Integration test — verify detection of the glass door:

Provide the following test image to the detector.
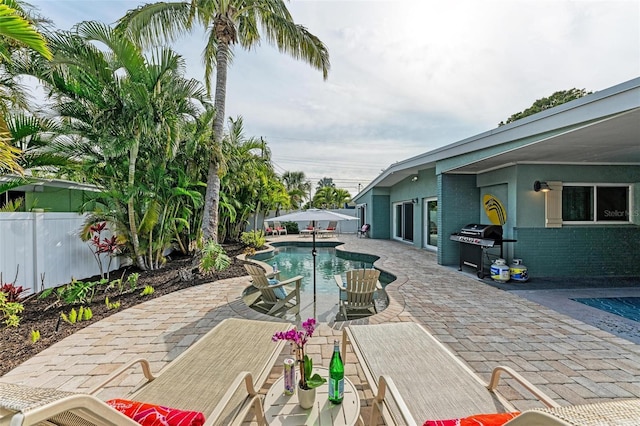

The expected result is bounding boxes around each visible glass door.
[423,198,437,249]
[394,201,414,242]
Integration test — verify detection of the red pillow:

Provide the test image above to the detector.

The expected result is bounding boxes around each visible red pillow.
[107,398,205,426]
[423,412,520,426]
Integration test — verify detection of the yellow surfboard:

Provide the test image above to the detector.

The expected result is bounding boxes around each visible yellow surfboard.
[483,194,507,225]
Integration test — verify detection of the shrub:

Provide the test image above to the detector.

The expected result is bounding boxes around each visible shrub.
[283,221,299,234]
[0,292,24,327]
[240,230,266,249]
[140,285,155,296]
[200,241,231,273]
[1,283,25,302]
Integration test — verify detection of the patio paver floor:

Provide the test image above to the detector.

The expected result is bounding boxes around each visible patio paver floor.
[1,234,639,424]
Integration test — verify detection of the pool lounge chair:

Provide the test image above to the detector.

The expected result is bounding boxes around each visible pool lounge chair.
[0,318,293,426]
[273,221,287,236]
[244,264,302,316]
[335,269,381,320]
[264,221,276,236]
[300,222,315,237]
[342,322,559,426]
[318,221,338,238]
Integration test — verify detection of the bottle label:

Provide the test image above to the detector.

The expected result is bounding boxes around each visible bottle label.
[329,378,344,400]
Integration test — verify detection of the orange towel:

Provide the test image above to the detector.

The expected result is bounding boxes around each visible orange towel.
[423,412,520,426]
[107,398,205,426]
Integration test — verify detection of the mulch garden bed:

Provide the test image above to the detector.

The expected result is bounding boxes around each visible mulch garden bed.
[0,244,249,377]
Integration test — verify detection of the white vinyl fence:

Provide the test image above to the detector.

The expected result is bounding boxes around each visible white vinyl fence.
[0,212,120,295]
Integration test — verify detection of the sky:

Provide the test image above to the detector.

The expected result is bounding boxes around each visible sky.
[28,0,640,196]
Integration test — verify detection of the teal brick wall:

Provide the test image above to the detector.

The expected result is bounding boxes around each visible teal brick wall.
[439,174,480,266]
[514,226,640,277]
[371,194,390,239]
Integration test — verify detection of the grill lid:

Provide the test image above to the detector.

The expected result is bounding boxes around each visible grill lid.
[459,224,503,240]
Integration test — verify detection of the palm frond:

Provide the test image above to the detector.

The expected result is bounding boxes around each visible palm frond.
[0,3,52,59]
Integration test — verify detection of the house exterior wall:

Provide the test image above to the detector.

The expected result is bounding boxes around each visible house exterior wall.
[387,170,437,247]
[438,174,479,266]
[473,164,640,277]
[371,192,391,239]
[24,187,88,212]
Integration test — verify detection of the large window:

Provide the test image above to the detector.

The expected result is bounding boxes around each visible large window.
[394,201,414,242]
[563,184,630,222]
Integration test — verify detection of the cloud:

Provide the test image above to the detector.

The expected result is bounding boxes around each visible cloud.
[29,0,640,191]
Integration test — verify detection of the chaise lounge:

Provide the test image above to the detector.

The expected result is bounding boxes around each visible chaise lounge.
[342,322,559,425]
[0,318,293,426]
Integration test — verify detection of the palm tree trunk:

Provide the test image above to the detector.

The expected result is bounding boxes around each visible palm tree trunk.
[201,42,229,244]
[127,139,146,270]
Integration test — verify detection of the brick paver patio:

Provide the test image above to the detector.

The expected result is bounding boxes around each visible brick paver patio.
[2,234,639,424]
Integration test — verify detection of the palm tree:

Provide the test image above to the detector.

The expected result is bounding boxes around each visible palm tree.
[0,0,52,173]
[316,177,335,190]
[32,21,212,269]
[116,0,330,244]
[281,170,310,209]
[220,116,288,241]
[312,186,350,209]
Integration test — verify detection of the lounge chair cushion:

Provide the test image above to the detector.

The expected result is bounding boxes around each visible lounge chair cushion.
[268,278,287,299]
[424,412,520,426]
[107,398,205,426]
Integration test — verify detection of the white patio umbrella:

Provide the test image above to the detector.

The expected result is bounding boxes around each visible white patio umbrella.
[269,209,358,317]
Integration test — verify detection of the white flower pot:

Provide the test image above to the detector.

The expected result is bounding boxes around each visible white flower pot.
[298,385,316,409]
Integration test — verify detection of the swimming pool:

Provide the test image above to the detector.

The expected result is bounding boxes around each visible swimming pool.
[572,297,640,322]
[244,244,393,322]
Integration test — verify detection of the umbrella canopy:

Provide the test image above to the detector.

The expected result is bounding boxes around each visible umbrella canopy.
[268,209,358,319]
[269,209,358,223]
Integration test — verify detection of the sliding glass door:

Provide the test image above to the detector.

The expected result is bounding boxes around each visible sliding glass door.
[394,201,414,242]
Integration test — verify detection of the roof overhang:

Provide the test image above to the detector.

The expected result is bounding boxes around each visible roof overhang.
[445,108,640,174]
[354,77,640,200]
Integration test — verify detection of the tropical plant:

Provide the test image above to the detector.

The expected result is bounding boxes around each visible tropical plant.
[116,0,330,246]
[60,306,92,324]
[105,296,121,310]
[316,177,335,190]
[1,282,24,302]
[0,0,52,61]
[0,291,23,326]
[199,240,231,274]
[82,222,123,280]
[281,171,311,210]
[312,186,351,209]
[140,285,155,296]
[240,230,265,250]
[218,117,288,242]
[27,21,214,270]
[0,0,52,173]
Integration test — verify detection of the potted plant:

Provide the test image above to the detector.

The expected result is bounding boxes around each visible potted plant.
[272,318,326,408]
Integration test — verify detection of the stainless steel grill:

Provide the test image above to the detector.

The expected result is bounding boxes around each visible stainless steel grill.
[450,224,507,278]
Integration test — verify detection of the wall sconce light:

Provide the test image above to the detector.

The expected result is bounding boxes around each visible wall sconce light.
[411,175,418,182]
[412,198,419,204]
[533,181,551,192]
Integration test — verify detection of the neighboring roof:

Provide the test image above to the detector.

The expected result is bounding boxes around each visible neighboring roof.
[0,175,101,192]
[354,77,640,199]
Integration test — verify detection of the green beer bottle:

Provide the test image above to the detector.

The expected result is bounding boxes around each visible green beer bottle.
[328,340,344,404]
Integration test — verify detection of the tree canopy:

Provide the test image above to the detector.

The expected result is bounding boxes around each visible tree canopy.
[499,88,591,126]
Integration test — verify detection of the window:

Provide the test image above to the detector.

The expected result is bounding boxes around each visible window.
[562,184,630,222]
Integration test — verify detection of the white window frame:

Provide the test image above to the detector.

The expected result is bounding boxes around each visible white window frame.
[561,182,633,225]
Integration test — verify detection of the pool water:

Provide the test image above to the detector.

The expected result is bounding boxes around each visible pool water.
[245,246,390,322]
[572,297,640,322]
